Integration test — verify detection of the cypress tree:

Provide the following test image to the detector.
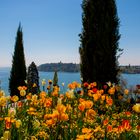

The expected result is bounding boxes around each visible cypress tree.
[9,24,27,97]
[53,71,58,86]
[27,62,40,94]
[79,0,122,84]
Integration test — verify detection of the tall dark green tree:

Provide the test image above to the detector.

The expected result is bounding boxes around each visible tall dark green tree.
[53,71,58,86]
[79,0,121,84]
[9,24,27,97]
[27,62,40,94]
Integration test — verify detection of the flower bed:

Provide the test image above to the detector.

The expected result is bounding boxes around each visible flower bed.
[0,81,140,140]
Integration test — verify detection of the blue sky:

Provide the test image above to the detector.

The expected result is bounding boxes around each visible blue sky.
[0,0,140,67]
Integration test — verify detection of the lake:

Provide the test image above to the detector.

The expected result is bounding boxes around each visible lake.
[1,67,140,96]
[0,67,81,95]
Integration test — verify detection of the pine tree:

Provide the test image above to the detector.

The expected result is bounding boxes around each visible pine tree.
[79,0,121,84]
[27,62,40,94]
[53,71,58,86]
[9,24,27,97]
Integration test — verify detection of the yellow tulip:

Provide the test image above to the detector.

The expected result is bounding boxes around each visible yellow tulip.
[0,90,5,97]
[41,79,46,86]
[0,96,7,107]
[31,136,38,140]
[33,119,40,128]
[3,131,10,140]
[11,95,19,102]
[82,128,92,134]
[132,104,140,113]
[15,119,22,128]
[20,90,26,96]
[33,83,37,87]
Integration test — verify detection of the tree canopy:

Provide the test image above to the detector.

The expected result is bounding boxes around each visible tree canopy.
[79,0,121,84]
[9,24,27,98]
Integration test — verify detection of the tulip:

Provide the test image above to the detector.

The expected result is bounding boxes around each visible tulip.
[132,103,140,113]
[15,119,22,128]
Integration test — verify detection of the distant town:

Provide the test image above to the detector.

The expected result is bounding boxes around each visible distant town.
[38,62,80,72]
[38,62,140,74]
[119,65,140,74]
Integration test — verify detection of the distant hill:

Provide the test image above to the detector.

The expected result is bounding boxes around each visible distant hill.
[38,63,140,74]
[120,65,140,74]
[38,62,80,72]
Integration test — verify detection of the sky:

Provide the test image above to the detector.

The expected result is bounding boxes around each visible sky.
[0,0,140,67]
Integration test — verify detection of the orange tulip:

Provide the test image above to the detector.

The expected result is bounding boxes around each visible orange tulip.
[107,125,112,132]
[46,119,55,126]
[101,95,105,101]
[122,120,131,131]
[79,98,85,103]
[44,98,52,108]
[51,91,58,97]
[118,125,124,133]
[60,113,69,121]
[106,98,113,106]
[93,94,99,101]
[85,100,93,109]
[85,109,96,119]
[5,117,14,129]
[108,87,115,95]
[27,107,36,115]
[40,91,46,98]
[56,104,66,113]
[26,93,32,100]
[78,103,85,112]
[82,128,92,134]
[68,83,75,89]
[125,111,131,117]
[17,101,23,107]
[103,119,108,126]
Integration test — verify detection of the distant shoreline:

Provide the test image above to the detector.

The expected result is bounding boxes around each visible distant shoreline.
[120,65,140,74]
[38,62,80,73]
[1,65,140,74]
[38,63,140,74]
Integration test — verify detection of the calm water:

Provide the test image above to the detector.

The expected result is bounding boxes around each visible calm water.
[0,67,81,95]
[1,67,140,95]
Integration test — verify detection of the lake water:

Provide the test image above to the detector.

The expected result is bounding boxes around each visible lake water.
[0,67,81,95]
[1,67,140,96]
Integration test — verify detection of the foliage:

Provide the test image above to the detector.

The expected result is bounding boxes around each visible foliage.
[0,80,140,140]
[53,71,58,86]
[27,62,40,94]
[9,24,27,98]
[79,0,122,84]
